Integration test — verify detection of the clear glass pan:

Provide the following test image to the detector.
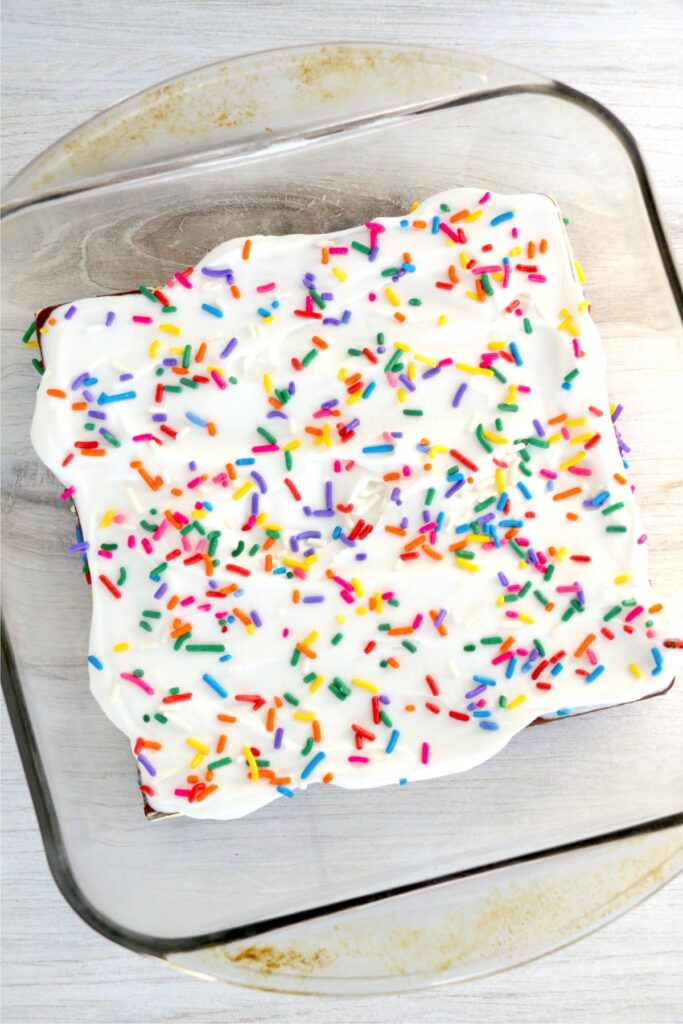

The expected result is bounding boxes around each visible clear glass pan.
[2,43,682,992]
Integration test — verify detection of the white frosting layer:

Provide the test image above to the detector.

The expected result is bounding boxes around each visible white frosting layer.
[31,188,681,818]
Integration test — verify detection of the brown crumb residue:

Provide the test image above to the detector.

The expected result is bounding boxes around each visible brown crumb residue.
[227,943,333,973]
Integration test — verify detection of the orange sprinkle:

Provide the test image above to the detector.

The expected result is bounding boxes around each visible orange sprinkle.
[575,633,596,658]
[448,264,460,284]
[475,278,485,301]
[232,607,251,627]
[292,589,301,604]
[216,734,226,754]
[614,473,627,484]
[321,247,329,264]
[170,622,192,639]
[312,720,322,743]
[195,341,207,362]
[226,462,236,480]
[548,413,568,425]
[81,448,106,456]
[388,626,414,636]
[217,714,237,724]
[383,472,401,481]
[649,603,663,614]
[394,312,405,322]
[296,644,317,659]
[196,784,218,802]
[242,239,251,260]
[312,335,328,350]
[404,535,426,553]
[322,772,334,784]
[386,657,400,669]
[167,595,179,610]
[412,219,427,229]
[423,545,443,561]
[207,421,216,436]
[203,554,213,577]
[264,553,273,572]
[385,525,407,536]
[266,708,276,732]
[46,388,67,398]
[71,401,87,410]
[553,487,582,501]
[450,209,469,223]
[540,238,548,253]
[230,284,241,299]
[500,636,515,653]
[527,241,536,258]
[566,512,579,521]
[405,703,416,712]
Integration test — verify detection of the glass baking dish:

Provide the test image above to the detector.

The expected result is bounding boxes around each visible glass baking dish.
[2,43,682,993]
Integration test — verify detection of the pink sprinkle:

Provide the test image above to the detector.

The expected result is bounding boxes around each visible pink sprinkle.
[439,222,460,243]
[365,221,385,233]
[572,338,581,357]
[132,433,155,442]
[113,514,126,524]
[479,191,491,204]
[97,549,113,559]
[340,591,355,605]
[518,385,531,393]
[61,486,75,501]
[471,265,502,275]
[625,605,644,623]
[197,603,211,612]
[121,672,154,695]
[180,596,194,607]
[348,756,369,764]
[141,538,153,555]
[569,466,592,476]
[637,534,647,545]
[586,649,598,665]
[252,444,279,452]
[492,651,514,665]
[152,520,169,542]
[503,262,511,288]
[368,292,376,302]
[127,535,136,549]
[211,370,227,390]
[175,272,193,289]
[511,227,519,239]
[412,614,423,629]
[333,460,341,472]
[505,611,519,619]
[256,282,276,292]
[402,465,411,477]
[528,274,547,283]
[540,469,558,479]
[181,534,191,552]
[329,246,348,254]
[187,476,203,489]
[132,315,153,324]
[421,742,429,764]
[175,512,189,525]
[557,585,582,593]
[282,627,290,638]
[174,788,192,798]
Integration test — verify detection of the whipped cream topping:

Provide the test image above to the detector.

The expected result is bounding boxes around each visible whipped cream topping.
[30,188,681,818]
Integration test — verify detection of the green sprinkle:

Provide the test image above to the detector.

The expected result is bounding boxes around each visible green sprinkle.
[174,634,189,650]
[408,298,422,306]
[476,424,493,453]
[379,710,393,728]
[481,636,503,645]
[381,267,400,277]
[100,543,118,551]
[207,757,233,770]
[154,713,168,724]
[499,695,507,708]
[185,644,225,652]
[606,525,627,533]
[474,496,496,513]
[456,549,475,560]
[139,285,158,303]
[402,640,417,653]
[290,648,301,667]
[534,638,546,656]
[481,273,494,296]
[331,633,344,646]
[139,621,153,632]
[351,240,371,255]
[601,502,625,516]
[301,348,318,367]
[490,366,507,384]
[32,358,45,375]
[561,606,576,622]
[22,320,37,343]
[403,408,423,416]
[283,692,299,706]
[161,305,177,314]
[329,678,351,700]
[100,429,121,447]
[150,562,167,577]
[301,737,314,757]
[179,377,198,389]
[142,610,162,619]
[164,384,182,393]
[523,317,532,334]
[534,589,550,606]
[303,672,317,684]
[309,290,326,310]
[564,368,580,383]
[117,567,127,586]
[425,488,436,506]
[84,422,95,431]
[509,539,526,558]
[463,643,476,652]
[543,564,555,582]
[284,451,293,471]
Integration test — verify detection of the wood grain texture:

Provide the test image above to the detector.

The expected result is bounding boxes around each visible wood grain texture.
[2,1,682,1021]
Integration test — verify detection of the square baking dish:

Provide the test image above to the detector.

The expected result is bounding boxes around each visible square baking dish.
[2,43,682,993]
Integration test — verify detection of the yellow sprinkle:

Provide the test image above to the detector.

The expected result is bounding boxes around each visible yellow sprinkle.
[407,361,416,380]
[495,467,505,494]
[409,200,419,212]
[397,388,407,403]
[294,711,316,722]
[262,521,282,533]
[614,574,629,584]
[309,675,325,694]
[507,694,526,710]
[482,428,509,444]
[374,592,383,614]
[244,745,259,781]
[429,445,448,457]
[465,291,480,302]
[414,353,437,367]
[557,547,568,562]
[547,432,563,445]
[351,577,364,597]
[351,677,379,694]
[578,298,590,312]
[355,607,368,616]
[99,509,114,528]
[25,340,40,348]
[518,614,535,624]
[191,508,207,519]
[159,323,181,335]
[628,663,642,679]
[321,423,332,447]
[466,534,490,544]
[574,258,586,284]
[384,287,400,307]
[487,340,506,351]
[508,246,522,257]
[459,252,470,269]
[455,362,494,376]
[565,418,587,428]
[464,209,483,222]
[303,631,318,646]
[496,596,505,606]
[335,614,346,624]
[232,480,253,501]
[337,367,347,382]
[438,315,447,326]
[263,373,272,395]
[113,642,129,652]
[505,384,517,403]
[253,512,267,526]
[282,557,310,572]
[187,738,209,755]
[346,390,362,406]
[457,559,480,572]
[149,340,159,359]
[332,266,347,282]
[282,441,300,454]
[559,451,585,471]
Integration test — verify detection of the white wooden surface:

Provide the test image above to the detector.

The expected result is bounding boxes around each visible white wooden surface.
[2,1,682,1021]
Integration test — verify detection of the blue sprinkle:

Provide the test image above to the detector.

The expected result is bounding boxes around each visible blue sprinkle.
[301,751,326,780]
[478,720,500,730]
[517,481,532,500]
[505,657,517,679]
[277,785,294,798]
[235,457,255,465]
[555,708,571,717]
[473,675,497,686]
[585,665,605,683]
[473,710,492,718]
[651,647,663,675]
[509,341,522,365]
[87,655,103,670]
[202,673,228,698]
[186,412,207,427]
[362,381,376,399]
[257,307,272,318]
[362,444,394,454]
[551,662,564,676]
[201,303,223,318]
[431,216,440,234]
[400,219,409,227]
[490,211,514,226]
[386,729,400,754]
[98,390,136,405]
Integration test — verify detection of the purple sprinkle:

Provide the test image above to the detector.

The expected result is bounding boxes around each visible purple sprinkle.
[321,292,334,301]
[250,493,259,516]
[498,571,509,586]
[137,754,156,777]
[532,418,545,437]
[152,413,167,422]
[434,609,447,627]
[303,596,324,604]
[220,337,238,358]
[88,410,106,421]
[324,481,333,508]
[297,531,322,540]
[267,410,288,419]
[105,311,115,327]
[322,317,341,325]
[119,372,134,382]
[355,553,367,561]
[369,246,379,262]
[274,727,284,750]
[423,366,441,380]
[452,383,468,408]
[290,537,299,552]
[68,541,89,553]
[251,610,262,627]
[154,583,169,600]
[188,460,197,471]
[321,399,339,409]
[466,684,487,699]
[398,374,416,392]
[346,418,361,432]
[201,267,233,278]
[71,372,89,390]
[379,694,391,705]
[251,470,267,493]
[338,534,356,547]
[445,479,465,498]
[341,310,352,324]
[400,517,409,530]
[162,357,177,367]
[611,404,623,423]
[63,305,77,320]
[82,389,95,402]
